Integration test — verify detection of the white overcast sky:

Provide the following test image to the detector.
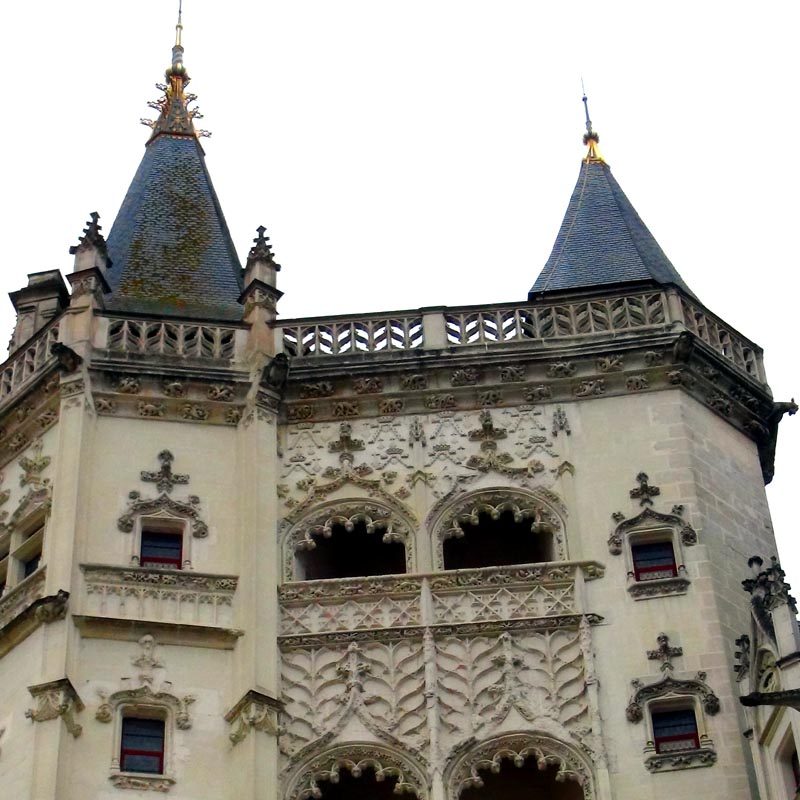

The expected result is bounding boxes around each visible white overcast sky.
[1,1,798,584]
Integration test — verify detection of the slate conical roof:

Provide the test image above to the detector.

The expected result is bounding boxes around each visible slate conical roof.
[105,36,243,321]
[529,133,695,300]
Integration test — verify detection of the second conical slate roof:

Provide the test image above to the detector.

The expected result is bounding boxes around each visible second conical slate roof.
[104,39,243,321]
[529,146,696,300]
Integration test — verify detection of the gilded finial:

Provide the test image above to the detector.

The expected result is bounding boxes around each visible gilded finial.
[580,82,604,163]
[140,1,211,142]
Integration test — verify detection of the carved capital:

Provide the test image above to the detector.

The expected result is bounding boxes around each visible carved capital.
[26,677,84,737]
[225,689,282,744]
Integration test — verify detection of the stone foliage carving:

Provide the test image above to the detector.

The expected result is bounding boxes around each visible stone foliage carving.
[281,641,427,757]
[109,774,175,792]
[436,630,588,740]
[140,451,189,494]
[644,748,717,772]
[446,733,594,799]
[26,677,84,738]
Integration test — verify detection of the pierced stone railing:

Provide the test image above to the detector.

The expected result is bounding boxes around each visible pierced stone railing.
[81,564,238,628]
[281,314,424,358]
[679,296,763,381]
[278,561,602,637]
[0,321,59,406]
[104,318,239,360]
[0,568,46,630]
[276,288,766,384]
[443,292,666,345]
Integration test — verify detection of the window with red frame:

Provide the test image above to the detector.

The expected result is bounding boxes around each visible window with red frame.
[120,717,165,774]
[140,531,182,569]
[651,708,699,754]
[631,541,677,581]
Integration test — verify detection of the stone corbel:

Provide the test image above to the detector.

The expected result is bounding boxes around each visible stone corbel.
[225,689,282,745]
[26,677,84,738]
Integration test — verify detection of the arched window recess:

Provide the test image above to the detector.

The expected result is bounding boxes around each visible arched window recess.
[432,490,566,572]
[284,501,414,581]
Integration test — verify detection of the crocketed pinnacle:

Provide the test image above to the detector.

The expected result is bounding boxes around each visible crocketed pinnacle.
[69,212,109,259]
[246,226,281,271]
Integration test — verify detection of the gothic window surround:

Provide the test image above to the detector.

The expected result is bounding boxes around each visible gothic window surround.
[97,636,193,792]
[608,505,696,600]
[0,512,47,597]
[432,489,566,573]
[283,501,415,582]
[626,653,719,773]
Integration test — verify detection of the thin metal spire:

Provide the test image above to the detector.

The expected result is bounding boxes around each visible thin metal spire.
[581,78,593,137]
[176,0,183,47]
[579,81,604,163]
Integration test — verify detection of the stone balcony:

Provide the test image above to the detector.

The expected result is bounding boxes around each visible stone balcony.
[77,565,240,646]
[278,560,604,646]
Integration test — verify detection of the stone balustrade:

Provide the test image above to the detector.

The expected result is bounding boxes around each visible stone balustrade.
[0,568,47,630]
[81,564,238,628]
[0,321,59,409]
[276,288,766,384]
[278,561,603,639]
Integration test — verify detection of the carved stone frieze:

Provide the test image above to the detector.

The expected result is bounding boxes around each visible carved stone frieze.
[477,390,502,407]
[523,385,552,402]
[573,379,605,398]
[207,383,235,401]
[644,747,717,772]
[333,401,359,418]
[161,379,186,398]
[353,377,383,394]
[179,403,209,421]
[400,374,427,391]
[26,677,84,738]
[138,401,165,418]
[299,382,335,399]
[109,774,176,792]
[113,375,141,394]
[626,374,649,391]
[225,689,282,744]
[425,394,456,410]
[451,368,479,386]
[378,399,404,414]
[499,365,525,383]
[288,404,315,421]
[548,362,576,378]
[597,354,623,372]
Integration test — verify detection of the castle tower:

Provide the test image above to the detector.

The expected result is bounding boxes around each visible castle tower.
[0,19,796,800]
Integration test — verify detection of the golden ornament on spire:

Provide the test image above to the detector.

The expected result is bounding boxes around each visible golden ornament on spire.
[581,91,605,164]
[140,0,211,142]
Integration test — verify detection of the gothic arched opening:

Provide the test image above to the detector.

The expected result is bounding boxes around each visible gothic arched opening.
[296,520,407,580]
[313,767,402,800]
[460,758,583,800]
[443,510,553,571]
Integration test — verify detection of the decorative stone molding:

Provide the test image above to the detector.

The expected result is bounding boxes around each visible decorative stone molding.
[118,491,208,539]
[644,747,717,773]
[446,733,594,799]
[109,773,176,792]
[26,677,84,738]
[225,689,282,744]
[626,672,720,722]
[284,743,428,800]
